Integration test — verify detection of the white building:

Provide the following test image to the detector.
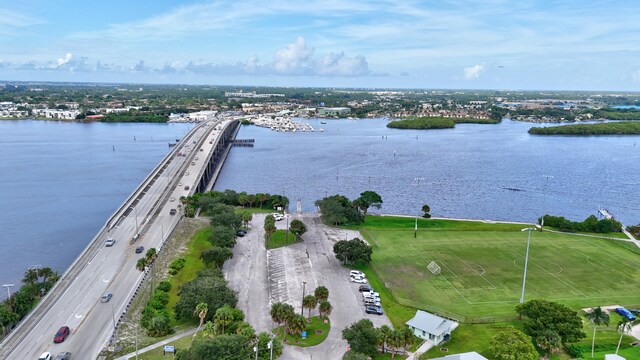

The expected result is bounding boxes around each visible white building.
[406,310,458,344]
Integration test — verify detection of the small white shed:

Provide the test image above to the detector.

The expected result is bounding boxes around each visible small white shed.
[405,310,458,344]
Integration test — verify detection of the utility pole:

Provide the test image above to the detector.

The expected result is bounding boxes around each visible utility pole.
[2,284,15,300]
[540,175,553,231]
[520,228,536,304]
[301,281,306,315]
[414,216,418,238]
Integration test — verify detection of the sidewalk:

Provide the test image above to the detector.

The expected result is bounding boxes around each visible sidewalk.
[115,327,198,360]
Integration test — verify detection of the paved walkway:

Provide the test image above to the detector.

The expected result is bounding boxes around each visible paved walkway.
[115,327,197,360]
[405,340,433,360]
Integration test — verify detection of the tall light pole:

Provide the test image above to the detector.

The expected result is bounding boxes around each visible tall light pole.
[285,215,289,244]
[520,228,536,304]
[2,284,14,300]
[301,281,306,315]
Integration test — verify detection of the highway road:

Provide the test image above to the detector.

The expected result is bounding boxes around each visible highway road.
[1,117,236,360]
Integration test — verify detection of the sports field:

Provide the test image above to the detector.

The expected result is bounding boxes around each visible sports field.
[360,216,640,320]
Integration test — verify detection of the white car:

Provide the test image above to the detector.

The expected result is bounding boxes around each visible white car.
[271,213,284,221]
[169,196,175,202]
[39,352,52,360]
[105,238,116,247]
[351,276,367,284]
[350,270,365,278]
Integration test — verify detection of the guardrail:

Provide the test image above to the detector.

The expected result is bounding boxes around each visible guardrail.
[0,121,207,356]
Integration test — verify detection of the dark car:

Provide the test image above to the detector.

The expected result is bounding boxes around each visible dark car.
[365,306,384,315]
[236,230,247,237]
[135,246,144,254]
[359,285,373,292]
[53,352,72,360]
[53,326,70,343]
[170,209,177,215]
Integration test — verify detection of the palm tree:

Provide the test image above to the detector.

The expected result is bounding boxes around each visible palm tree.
[135,258,147,272]
[400,327,414,353]
[287,314,307,340]
[236,321,256,340]
[616,318,640,354]
[39,267,58,283]
[377,325,392,353]
[314,286,329,303]
[194,302,208,327]
[270,303,283,335]
[319,301,332,319]
[203,321,216,337]
[214,305,235,335]
[585,306,610,357]
[303,295,317,320]
[145,248,158,264]
[387,330,403,359]
[22,269,38,286]
[280,304,295,341]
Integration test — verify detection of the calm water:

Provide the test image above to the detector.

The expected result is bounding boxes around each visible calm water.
[216,118,640,225]
[0,120,193,298]
[2,118,639,300]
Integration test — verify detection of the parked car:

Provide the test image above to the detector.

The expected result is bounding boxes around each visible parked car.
[350,270,365,278]
[364,299,381,307]
[39,353,52,360]
[362,293,380,302]
[101,293,112,303]
[135,246,144,254]
[365,305,384,315]
[616,307,636,321]
[359,285,373,292]
[236,230,247,237]
[53,326,70,343]
[350,276,367,284]
[105,238,115,247]
[53,352,71,360]
[363,291,380,298]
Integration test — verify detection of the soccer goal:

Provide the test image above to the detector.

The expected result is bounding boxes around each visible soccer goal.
[427,261,441,275]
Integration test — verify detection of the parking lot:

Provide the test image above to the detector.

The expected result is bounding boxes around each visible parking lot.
[225,212,392,359]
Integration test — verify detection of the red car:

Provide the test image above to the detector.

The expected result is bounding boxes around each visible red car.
[53,326,70,343]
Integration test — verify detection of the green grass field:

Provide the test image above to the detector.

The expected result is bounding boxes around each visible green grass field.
[359,216,640,320]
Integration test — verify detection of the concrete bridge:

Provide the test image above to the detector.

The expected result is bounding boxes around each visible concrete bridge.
[0,116,240,360]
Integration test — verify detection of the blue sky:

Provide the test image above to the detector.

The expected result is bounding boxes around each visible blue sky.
[1,0,640,90]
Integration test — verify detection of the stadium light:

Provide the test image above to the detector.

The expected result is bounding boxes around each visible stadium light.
[520,228,536,304]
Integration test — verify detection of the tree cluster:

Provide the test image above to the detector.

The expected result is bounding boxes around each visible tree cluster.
[489,327,538,360]
[529,121,640,135]
[342,319,414,359]
[334,238,373,265]
[177,306,283,360]
[540,214,622,233]
[0,266,59,335]
[270,286,332,342]
[140,281,173,336]
[515,300,586,355]
[181,189,289,218]
[315,191,383,226]
[174,268,238,324]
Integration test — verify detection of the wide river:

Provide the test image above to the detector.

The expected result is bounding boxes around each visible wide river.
[1,118,639,298]
[0,120,194,298]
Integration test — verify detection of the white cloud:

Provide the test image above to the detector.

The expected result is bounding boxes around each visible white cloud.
[56,53,72,67]
[185,37,371,77]
[273,37,314,74]
[463,64,485,80]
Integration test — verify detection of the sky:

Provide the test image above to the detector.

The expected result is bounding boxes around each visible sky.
[1,0,640,90]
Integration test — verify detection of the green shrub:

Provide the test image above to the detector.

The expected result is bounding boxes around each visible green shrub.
[157,280,172,292]
[169,258,186,272]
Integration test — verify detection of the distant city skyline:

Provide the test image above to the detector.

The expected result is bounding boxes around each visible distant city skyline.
[1,0,640,91]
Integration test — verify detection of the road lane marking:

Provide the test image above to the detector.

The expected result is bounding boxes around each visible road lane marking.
[58,310,63,318]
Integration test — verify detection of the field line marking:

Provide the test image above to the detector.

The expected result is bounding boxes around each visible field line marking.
[446,250,496,288]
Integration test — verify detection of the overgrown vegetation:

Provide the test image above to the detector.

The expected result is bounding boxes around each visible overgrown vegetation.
[315,191,383,226]
[387,116,499,130]
[180,189,288,218]
[0,266,59,339]
[540,214,622,233]
[529,121,640,135]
